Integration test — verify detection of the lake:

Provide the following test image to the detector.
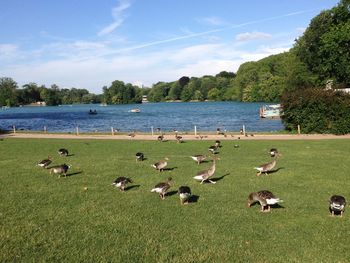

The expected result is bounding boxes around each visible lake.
[0,102,284,133]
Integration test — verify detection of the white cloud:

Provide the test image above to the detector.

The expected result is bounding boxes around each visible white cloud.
[0,44,18,57]
[197,16,226,26]
[97,0,131,36]
[235,31,272,42]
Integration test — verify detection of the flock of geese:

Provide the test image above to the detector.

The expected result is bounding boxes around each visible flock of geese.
[37,139,346,216]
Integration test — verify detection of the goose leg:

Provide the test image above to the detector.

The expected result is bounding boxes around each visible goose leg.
[200,179,205,184]
[208,180,216,184]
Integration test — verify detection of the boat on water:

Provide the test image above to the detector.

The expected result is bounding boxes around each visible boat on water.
[129,108,141,113]
[259,104,281,119]
[100,103,107,107]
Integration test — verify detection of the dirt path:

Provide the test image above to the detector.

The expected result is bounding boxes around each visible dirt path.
[1,132,350,141]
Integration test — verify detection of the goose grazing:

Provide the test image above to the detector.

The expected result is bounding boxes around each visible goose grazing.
[112,177,133,192]
[329,195,346,217]
[50,164,70,178]
[208,145,218,155]
[151,177,172,199]
[247,190,283,212]
[270,148,278,157]
[190,155,206,165]
[58,148,69,156]
[135,152,144,162]
[193,157,219,184]
[178,186,191,205]
[152,157,169,172]
[38,156,52,169]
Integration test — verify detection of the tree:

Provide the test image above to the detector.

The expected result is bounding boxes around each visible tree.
[0,77,18,106]
[178,76,190,88]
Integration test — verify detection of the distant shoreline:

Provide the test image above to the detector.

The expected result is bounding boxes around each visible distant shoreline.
[1,132,350,141]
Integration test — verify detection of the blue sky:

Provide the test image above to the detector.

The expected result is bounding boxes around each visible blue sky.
[0,0,339,94]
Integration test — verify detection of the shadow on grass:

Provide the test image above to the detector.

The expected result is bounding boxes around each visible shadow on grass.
[267,167,285,175]
[189,195,200,203]
[166,190,178,197]
[124,184,141,191]
[209,173,230,183]
[66,171,83,177]
[162,167,177,171]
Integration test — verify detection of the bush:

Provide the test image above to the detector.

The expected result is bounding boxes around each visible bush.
[281,88,350,134]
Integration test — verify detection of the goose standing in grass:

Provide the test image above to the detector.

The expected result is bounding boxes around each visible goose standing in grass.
[58,148,69,156]
[152,158,169,172]
[193,157,219,184]
[178,186,192,205]
[247,190,283,212]
[254,153,280,176]
[151,177,172,200]
[38,156,52,169]
[50,164,70,178]
[112,177,133,192]
[190,155,206,165]
[329,195,346,217]
[208,145,218,155]
[135,152,144,162]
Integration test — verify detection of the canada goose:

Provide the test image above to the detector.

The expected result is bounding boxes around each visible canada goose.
[50,164,70,178]
[193,157,219,184]
[215,140,221,148]
[112,177,133,192]
[135,152,144,162]
[38,156,52,168]
[152,157,169,172]
[151,177,172,199]
[58,148,69,156]
[190,155,206,165]
[329,195,346,217]
[247,190,283,212]
[178,186,191,205]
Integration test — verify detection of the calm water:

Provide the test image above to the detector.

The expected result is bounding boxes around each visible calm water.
[0,102,284,133]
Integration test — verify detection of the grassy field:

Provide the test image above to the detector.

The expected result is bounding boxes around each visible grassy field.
[1,138,350,262]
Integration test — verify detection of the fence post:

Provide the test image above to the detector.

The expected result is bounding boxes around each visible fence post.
[297,125,301,135]
[44,126,47,133]
[151,126,154,136]
[111,127,114,135]
[194,125,197,136]
[76,126,79,136]
[13,125,16,134]
[242,125,246,136]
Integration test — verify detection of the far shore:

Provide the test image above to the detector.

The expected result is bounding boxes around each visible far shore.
[1,132,350,141]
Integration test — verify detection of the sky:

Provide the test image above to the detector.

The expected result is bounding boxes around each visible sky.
[0,0,340,94]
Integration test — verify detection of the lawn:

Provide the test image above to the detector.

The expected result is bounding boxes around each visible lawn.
[1,138,350,262]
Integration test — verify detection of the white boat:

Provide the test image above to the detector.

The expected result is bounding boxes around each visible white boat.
[129,108,141,113]
[260,104,281,118]
[100,103,107,107]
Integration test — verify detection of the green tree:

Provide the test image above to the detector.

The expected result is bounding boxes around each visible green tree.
[0,77,18,106]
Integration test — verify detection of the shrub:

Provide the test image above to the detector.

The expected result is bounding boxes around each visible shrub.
[281,88,350,134]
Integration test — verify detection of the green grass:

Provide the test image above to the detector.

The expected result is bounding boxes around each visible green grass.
[1,138,350,262]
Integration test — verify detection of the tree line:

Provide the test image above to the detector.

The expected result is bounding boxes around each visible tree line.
[0,78,102,106]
